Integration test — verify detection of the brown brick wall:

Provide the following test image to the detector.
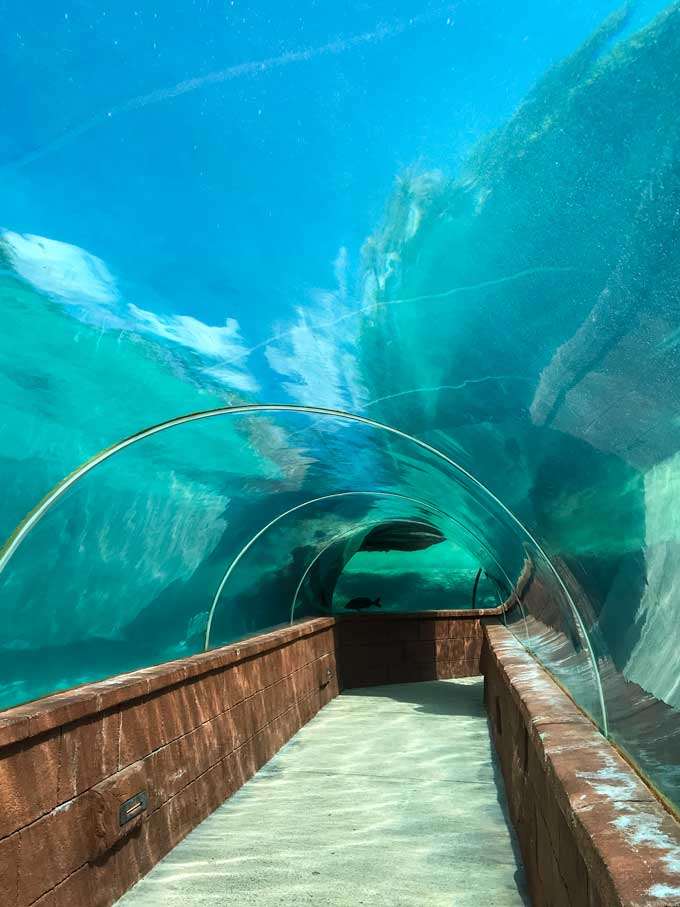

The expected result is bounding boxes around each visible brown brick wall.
[0,619,338,907]
[337,611,491,688]
[8,607,675,907]
[483,622,680,907]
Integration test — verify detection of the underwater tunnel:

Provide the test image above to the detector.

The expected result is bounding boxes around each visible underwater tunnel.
[2,1,680,905]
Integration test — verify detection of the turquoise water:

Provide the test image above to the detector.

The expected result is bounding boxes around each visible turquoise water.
[2,2,680,810]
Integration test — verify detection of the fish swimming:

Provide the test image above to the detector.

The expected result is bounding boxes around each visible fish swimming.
[345,596,381,611]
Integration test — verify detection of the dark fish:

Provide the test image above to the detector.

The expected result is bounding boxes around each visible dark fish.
[345,596,381,611]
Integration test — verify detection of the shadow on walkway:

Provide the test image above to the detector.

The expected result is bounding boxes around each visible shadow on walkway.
[342,678,486,718]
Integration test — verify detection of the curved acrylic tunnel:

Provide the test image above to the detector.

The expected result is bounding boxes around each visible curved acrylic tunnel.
[0,404,603,725]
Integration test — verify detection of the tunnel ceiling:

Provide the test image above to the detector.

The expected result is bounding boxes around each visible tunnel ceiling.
[2,1,680,812]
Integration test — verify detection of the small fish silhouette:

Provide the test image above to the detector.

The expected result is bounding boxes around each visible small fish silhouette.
[345,596,381,611]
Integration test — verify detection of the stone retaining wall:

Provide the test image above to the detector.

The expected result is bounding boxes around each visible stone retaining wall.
[483,622,680,907]
[0,619,338,907]
[337,609,500,688]
[5,611,678,907]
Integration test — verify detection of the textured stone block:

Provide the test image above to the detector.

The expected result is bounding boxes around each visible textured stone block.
[345,642,400,666]
[222,661,249,706]
[556,821,588,907]
[89,761,148,859]
[230,696,258,748]
[209,708,237,759]
[182,672,223,726]
[12,689,100,741]
[145,737,191,811]
[50,865,93,907]
[192,759,232,823]
[18,795,91,905]
[379,620,421,644]
[425,618,452,640]
[436,636,482,665]
[92,673,150,714]
[135,662,187,697]
[536,811,556,892]
[447,618,482,638]
[136,803,175,868]
[0,832,18,907]
[283,640,307,676]
[89,825,149,907]
[403,640,437,663]
[58,711,119,801]
[118,695,164,769]
[0,734,60,839]
[0,714,31,750]
[341,663,390,688]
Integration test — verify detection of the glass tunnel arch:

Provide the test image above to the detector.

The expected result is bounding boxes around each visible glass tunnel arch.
[287,518,526,625]
[209,493,531,646]
[289,519,440,622]
[0,403,605,731]
[205,489,476,650]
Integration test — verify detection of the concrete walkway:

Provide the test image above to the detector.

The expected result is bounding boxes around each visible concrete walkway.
[118,679,527,906]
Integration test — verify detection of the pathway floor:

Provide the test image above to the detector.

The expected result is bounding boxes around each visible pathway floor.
[118,678,527,906]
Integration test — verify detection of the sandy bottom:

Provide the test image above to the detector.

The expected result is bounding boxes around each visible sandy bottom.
[117,679,527,906]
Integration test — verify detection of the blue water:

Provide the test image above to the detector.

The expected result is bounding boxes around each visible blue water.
[2,0,680,812]
[0,1,643,379]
